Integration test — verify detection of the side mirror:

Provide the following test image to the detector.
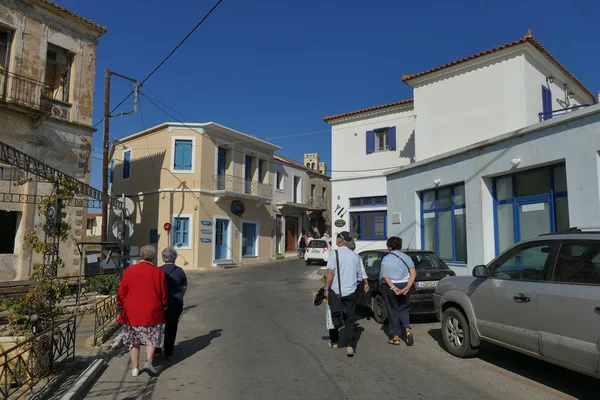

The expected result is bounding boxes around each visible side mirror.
[472,265,488,278]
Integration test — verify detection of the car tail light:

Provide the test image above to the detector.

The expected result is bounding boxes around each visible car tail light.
[323,246,328,253]
[449,271,456,276]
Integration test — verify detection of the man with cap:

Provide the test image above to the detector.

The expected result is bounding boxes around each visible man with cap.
[324,231,367,357]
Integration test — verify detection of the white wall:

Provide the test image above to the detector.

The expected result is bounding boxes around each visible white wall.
[273,162,309,204]
[386,105,600,275]
[330,106,416,180]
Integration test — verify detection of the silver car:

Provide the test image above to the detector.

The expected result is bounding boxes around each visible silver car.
[433,230,600,378]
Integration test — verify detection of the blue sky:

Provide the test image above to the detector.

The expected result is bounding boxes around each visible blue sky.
[57,0,599,190]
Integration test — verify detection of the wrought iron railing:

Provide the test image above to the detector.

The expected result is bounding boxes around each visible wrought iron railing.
[538,104,590,122]
[308,196,328,210]
[58,276,92,305]
[93,295,119,346]
[0,316,75,400]
[0,71,52,113]
[213,174,272,199]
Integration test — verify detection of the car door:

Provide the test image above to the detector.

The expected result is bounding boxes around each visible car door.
[537,240,600,372]
[472,240,556,353]
[358,251,384,306]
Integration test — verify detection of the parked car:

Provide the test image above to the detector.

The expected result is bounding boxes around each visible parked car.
[305,238,332,265]
[356,249,456,323]
[433,229,600,379]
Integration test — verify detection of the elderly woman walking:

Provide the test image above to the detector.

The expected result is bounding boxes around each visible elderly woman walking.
[157,247,187,359]
[117,245,167,376]
[380,236,417,346]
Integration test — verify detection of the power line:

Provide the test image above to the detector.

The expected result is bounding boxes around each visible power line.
[92,0,225,128]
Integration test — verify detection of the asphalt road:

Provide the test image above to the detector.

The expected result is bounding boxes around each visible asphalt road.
[88,259,600,400]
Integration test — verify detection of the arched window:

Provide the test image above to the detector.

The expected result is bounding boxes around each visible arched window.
[311,162,315,169]
[306,162,310,168]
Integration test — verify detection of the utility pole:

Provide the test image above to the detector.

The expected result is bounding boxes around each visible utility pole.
[100,69,139,247]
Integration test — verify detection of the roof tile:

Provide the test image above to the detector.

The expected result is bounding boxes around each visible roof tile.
[40,1,107,33]
[323,98,414,122]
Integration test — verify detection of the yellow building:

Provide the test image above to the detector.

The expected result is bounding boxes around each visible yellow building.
[109,122,280,269]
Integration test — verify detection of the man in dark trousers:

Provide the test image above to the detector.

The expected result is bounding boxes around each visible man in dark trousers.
[157,247,187,359]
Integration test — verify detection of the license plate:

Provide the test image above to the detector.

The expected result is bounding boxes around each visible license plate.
[416,281,439,289]
[311,249,320,253]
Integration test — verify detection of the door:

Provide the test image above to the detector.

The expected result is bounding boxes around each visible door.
[242,223,257,257]
[472,241,555,353]
[516,198,551,241]
[217,148,227,190]
[285,216,297,252]
[538,241,600,372]
[215,219,230,260]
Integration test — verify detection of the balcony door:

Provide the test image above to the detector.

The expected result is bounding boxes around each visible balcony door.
[244,155,252,194]
[217,148,226,190]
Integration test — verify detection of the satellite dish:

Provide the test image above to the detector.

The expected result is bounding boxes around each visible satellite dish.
[113,197,135,217]
[112,220,134,240]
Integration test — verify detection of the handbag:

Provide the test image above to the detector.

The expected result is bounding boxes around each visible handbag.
[325,302,334,330]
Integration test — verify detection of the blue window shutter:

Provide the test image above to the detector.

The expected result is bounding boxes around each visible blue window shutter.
[182,218,189,246]
[123,151,131,178]
[366,131,375,154]
[174,140,184,170]
[388,127,397,150]
[542,86,552,120]
[183,141,192,169]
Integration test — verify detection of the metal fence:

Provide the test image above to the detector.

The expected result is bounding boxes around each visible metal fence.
[0,72,52,113]
[0,316,75,400]
[213,174,273,199]
[93,296,119,346]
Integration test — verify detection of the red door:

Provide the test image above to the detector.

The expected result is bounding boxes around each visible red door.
[285,217,297,252]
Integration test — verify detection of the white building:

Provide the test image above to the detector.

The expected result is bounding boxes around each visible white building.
[324,31,596,256]
[386,104,600,275]
[86,213,102,237]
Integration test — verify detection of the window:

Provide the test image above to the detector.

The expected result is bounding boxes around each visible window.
[45,45,72,102]
[242,222,258,257]
[122,150,131,179]
[86,219,93,231]
[349,196,387,207]
[0,211,19,254]
[276,172,284,190]
[366,126,396,154]
[494,164,568,254]
[173,217,190,248]
[350,211,386,240]
[322,187,327,198]
[541,85,552,121]
[109,159,115,184]
[310,184,316,197]
[293,176,301,203]
[258,160,264,183]
[421,184,467,263]
[360,251,384,276]
[244,155,252,194]
[0,30,11,70]
[173,139,193,171]
[490,242,552,281]
[552,242,600,285]
[149,229,158,244]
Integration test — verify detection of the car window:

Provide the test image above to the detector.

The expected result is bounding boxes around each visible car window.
[360,251,383,276]
[551,242,600,285]
[490,242,552,281]
[309,240,329,248]
[407,252,448,270]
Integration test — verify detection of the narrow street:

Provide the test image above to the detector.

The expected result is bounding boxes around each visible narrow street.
[88,259,599,400]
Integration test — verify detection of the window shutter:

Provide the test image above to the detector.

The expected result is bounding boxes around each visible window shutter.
[366,130,375,154]
[123,151,131,178]
[388,126,397,150]
[174,141,183,170]
[183,141,192,169]
[542,86,552,121]
[182,219,189,245]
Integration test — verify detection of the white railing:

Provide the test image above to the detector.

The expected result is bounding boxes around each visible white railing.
[213,174,273,199]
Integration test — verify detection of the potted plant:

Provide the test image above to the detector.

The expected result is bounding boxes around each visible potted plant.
[89,273,120,304]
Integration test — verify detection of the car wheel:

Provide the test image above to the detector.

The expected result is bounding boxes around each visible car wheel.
[441,307,479,358]
[371,294,388,324]
[305,260,310,266]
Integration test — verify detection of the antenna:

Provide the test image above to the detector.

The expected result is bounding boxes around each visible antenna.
[407,229,415,250]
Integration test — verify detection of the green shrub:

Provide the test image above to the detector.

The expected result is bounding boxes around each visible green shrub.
[89,273,121,295]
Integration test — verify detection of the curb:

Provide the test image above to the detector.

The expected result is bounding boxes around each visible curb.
[59,358,107,400]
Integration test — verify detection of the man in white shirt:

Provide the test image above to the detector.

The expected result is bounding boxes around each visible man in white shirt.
[324,231,366,357]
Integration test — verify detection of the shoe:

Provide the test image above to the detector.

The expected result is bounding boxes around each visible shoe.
[329,342,338,350]
[131,368,139,377]
[144,362,157,376]
[406,333,414,346]
[346,347,354,357]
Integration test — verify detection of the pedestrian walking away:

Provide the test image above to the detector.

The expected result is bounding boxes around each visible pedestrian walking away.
[157,247,188,359]
[380,236,417,346]
[117,245,168,377]
[323,231,366,357]
[298,230,307,258]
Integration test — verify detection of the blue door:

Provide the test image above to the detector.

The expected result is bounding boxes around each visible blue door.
[217,148,227,190]
[242,223,257,256]
[215,219,230,259]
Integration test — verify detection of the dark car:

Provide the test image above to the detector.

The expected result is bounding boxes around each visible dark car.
[357,249,456,323]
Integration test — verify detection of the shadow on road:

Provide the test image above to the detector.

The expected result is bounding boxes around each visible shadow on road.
[160,329,223,372]
[427,328,599,400]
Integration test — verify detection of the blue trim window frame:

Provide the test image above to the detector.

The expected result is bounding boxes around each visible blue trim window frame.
[122,150,131,180]
[350,210,387,240]
[173,217,190,248]
[492,164,568,256]
[173,139,193,171]
[349,196,387,207]
[420,183,467,263]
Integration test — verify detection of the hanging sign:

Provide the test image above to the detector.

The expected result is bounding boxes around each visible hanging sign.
[334,219,346,228]
[230,200,245,217]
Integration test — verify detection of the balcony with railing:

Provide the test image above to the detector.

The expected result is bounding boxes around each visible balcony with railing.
[214,174,272,200]
[538,104,590,122]
[308,196,328,210]
[0,71,70,120]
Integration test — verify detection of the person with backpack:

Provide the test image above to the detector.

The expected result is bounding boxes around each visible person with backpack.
[380,236,417,346]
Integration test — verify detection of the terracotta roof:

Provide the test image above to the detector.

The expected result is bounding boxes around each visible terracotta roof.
[274,154,330,177]
[402,31,596,103]
[323,98,414,122]
[39,1,107,33]
[87,213,102,220]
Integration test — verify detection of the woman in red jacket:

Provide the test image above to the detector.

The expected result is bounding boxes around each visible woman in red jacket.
[117,245,167,377]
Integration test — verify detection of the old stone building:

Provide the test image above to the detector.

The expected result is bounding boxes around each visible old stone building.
[0,0,106,280]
